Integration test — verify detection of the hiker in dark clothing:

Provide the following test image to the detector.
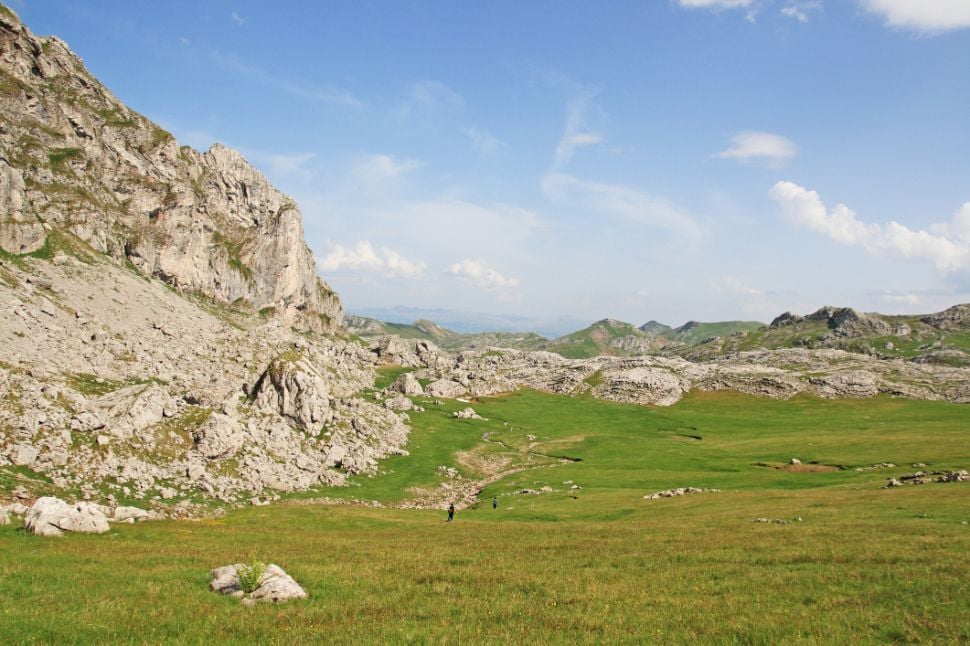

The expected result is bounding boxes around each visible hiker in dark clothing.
[492,496,498,510]
[447,503,455,522]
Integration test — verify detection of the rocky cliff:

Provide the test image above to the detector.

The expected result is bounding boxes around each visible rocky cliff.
[0,7,411,514]
[0,6,340,332]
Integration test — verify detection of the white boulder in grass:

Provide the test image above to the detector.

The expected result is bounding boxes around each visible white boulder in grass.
[210,564,308,605]
[24,497,110,536]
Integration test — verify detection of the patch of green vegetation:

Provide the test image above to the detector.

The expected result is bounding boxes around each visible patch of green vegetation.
[373,366,413,390]
[3,391,965,642]
[0,68,31,97]
[258,306,276,319]
[139,125,173,153]
[582,369,604,387]
[47,147,83,174]
[211,230,252,281]
[94,107,136,128]
[664,320,764,345]
[65,373,162,397]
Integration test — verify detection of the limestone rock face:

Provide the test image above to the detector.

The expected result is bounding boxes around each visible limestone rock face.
[24,497,110,536]
[0,9,341,333]
[0,160,44,253]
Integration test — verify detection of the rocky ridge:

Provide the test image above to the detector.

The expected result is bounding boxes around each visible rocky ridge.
[0,7,340,332]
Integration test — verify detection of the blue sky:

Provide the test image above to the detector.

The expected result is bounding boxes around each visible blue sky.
[15,0,970,329]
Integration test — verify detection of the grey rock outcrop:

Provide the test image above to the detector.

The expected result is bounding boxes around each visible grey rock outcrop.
[24,496,110,536]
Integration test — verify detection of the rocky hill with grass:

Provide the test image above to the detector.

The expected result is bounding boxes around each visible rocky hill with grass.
[668,305,970,366]
[0,6,340,332]
[0,7,407,514]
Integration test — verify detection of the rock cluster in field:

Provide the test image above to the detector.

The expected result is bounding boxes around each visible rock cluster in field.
[643,487,720,500]
[210,564,307,605]
[883,470,968,488]
[19,495,162,535]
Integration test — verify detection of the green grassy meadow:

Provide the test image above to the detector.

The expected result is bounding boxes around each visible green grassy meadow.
[1,390,968,643]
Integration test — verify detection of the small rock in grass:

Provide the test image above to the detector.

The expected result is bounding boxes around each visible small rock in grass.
[789,458,801,465]
[210,564,307,604]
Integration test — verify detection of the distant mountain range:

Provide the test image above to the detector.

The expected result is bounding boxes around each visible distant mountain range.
[349,306,590,338]
[347,304,970,366]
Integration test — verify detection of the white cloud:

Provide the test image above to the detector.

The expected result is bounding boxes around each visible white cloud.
[246,151,317,180]
[541,172,703,239]
[230,11,246,26]
[553,91,604,168]
[318,241,425,279]
[882,292,921,305]
[398,80,463,118]
[714,131,798,167]
[860,0,970,32]
[448,259,520,290]
[781,1,822,22]
[463,127,507,154]
[770,181,970,272]
[716,276,767,297]
[678,0,754,7]
[209,50,364,109]
[351,153,423,183]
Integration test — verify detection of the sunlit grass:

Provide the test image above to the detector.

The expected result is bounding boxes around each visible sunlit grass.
[1,391,967,642]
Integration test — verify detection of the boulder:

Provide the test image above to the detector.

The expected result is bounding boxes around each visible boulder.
[9,444,39,466]
[426,379,466,399]
[209,563,307,604]
[111,506,150,522]
[24,497,110,536]
[251,352,332,430]
[387,371,424,395]
[192,413,244,460]
[453,407,484,420]
[383,395,414,412]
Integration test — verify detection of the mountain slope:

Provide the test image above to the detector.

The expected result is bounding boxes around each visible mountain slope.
[0,7,341,332]
[0,7,412,512]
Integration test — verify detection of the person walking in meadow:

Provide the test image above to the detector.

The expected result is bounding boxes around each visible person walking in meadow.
[447,503,455,522]
[492,496,498,510]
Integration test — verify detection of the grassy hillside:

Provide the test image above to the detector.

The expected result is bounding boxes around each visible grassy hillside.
[2,390,967,643]
[659,320,764,345]
[346,315,547,352]
[542,318,664,359]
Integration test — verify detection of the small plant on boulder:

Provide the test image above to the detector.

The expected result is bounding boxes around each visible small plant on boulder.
[235,561,267,594]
